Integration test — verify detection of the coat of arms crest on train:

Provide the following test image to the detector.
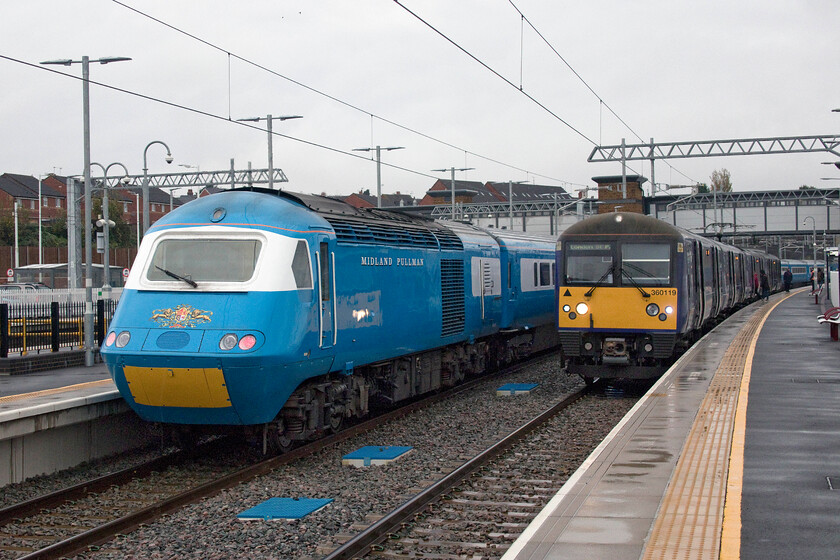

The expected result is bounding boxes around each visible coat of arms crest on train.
[151,304,213,328]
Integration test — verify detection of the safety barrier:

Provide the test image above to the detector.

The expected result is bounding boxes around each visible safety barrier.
[0,299,118,357]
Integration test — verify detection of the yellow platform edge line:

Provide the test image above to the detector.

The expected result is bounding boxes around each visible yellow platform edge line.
[0,378,113,404]
[720,291,799,560]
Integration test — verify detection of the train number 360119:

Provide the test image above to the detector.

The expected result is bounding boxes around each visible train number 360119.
[650,289,677,296]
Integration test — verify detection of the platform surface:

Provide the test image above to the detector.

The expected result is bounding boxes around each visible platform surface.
[0,362,110,396]
[503,289,840,560]
[0,362,116,421]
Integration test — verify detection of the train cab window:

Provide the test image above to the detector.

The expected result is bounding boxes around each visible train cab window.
[564,242,613,284]
[147,238,262,283]
[620,243,670,286]
[291,240,312,289]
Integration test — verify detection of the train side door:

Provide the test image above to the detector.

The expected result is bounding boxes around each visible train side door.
[473,256,501,325]
[317,239,336,348]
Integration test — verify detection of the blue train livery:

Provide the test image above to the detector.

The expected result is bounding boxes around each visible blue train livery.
[101,189,559,450]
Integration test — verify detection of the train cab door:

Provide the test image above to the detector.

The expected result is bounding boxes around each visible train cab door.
[473,256,501,327]
[317,239,336,349]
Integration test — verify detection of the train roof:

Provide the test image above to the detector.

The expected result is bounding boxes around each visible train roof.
[228,187,464,250]
[561,212,683,238]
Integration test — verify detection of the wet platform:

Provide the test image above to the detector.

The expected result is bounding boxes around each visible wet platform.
[503,288,840,560]
[0,363,154,486]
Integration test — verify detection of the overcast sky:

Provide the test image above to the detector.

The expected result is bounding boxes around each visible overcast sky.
[2,0,838,200]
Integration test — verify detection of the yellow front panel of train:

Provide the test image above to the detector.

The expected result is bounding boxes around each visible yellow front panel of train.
[557,287,678,330]
[123,366,231,408]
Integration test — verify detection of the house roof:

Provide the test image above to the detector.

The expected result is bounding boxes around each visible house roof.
[0,173,64,199]
[344,190,418,208]
[423,179,501,203]
[486,182,571,202]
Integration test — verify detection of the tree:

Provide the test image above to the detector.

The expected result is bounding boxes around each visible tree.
[695,183,710,194]
[710,169,732,192]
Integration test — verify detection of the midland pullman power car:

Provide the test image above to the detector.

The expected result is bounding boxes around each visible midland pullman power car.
[101,188,559,451]
[556,212,780,383]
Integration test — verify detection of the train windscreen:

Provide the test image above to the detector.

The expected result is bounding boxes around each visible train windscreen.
[564,242,613,284]
[146,239,262,284]
[620,243,670,286]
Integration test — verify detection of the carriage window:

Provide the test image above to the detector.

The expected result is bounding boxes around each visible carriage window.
[147,238,262,283]
[620,243,670,286]
[532,261,553,287]
[291,240,312,289]
[565,242,613,284]
[539,262,552,286]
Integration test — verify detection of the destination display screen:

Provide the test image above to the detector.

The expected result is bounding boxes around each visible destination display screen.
[568,242,611,251]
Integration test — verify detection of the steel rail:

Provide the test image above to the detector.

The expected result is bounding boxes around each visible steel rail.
[8,356,550,560]
[322,385,592,560]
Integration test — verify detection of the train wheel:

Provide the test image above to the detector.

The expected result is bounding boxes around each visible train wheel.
[327,409,344,433]
[263,422,294,455]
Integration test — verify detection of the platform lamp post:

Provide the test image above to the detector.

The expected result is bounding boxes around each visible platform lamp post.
[506,180,528,230]
[132,191,140,252]
[804,215,817,271]
[142,141,174,237]
[352,146,404,207]
[236,114,302,190]
[40,55,131,367]
[432,167,474,221]
[91,162,130,294]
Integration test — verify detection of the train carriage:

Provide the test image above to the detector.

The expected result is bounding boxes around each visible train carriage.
[101,188,559,449]
[556,212,780,383]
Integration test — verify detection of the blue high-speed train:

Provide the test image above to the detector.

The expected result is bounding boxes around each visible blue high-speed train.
[101,188,559,450]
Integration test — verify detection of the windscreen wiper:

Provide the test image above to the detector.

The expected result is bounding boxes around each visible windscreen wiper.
[155,265,198,288]
[618,266,651,298]
[584,264,615,297]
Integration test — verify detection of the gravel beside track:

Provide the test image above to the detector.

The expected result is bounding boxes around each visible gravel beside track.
[83,355,588,560]
[0,446,175,511]
[346,391,637,558]
[3,354,637,560]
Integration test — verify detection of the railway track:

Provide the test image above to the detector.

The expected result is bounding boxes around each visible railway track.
[322,386,638,559]
[0,358,551,560]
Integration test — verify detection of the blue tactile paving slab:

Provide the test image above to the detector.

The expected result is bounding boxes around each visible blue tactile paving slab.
[496,382,538,396]
[236,497,333,521]
[342,445,414,467]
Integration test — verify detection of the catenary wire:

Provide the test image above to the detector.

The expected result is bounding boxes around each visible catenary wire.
[505,0,698,184]
[109,0,578,187]
[392,0,597,147]
[0,54,438,182]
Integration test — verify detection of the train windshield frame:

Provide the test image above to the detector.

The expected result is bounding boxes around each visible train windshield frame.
[619,242,671,287]
[146,238,263,284]
[564,242,614,284]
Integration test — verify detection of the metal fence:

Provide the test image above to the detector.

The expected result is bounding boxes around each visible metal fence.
[0,298,119,357]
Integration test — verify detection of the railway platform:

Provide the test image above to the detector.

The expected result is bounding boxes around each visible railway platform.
[503,287,840,560]
[0,363,154,486]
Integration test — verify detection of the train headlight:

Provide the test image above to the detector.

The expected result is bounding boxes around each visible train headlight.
[562,304,571,313]
[115,331,131,348]
[105,332,116,347]
[238,334,257,351]
[220,333,238,351]
[646,303,660,316]
[575,302,589,315]
[664,305,674,314]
